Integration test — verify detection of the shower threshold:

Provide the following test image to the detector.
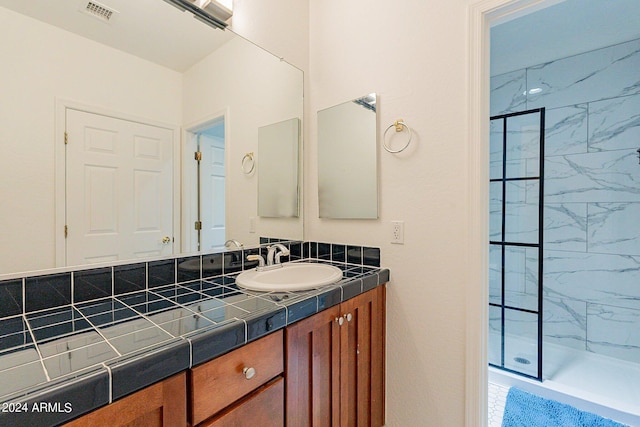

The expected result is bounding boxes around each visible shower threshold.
[489,340,640,426]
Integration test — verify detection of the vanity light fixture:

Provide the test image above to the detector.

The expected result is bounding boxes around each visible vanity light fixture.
[195,0,233,21]
[163,0,231,30]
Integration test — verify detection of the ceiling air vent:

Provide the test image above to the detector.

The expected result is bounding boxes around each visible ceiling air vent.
[82,1,119,23]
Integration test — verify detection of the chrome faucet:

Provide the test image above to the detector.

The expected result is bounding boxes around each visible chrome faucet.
[225,239,244,249]
[247,244,290,272]
[266,244,290,266]
[246,254,265,268]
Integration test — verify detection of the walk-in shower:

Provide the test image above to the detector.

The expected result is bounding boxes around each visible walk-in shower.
[488,0,640,423]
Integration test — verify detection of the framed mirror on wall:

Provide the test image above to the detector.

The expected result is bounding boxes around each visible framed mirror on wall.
[318,93,378,219]
[0,0,304,276]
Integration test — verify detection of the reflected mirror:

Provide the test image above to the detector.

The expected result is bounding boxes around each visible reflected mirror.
[318,94,378,219]
[258,118,301,218]
[0,0,303,275]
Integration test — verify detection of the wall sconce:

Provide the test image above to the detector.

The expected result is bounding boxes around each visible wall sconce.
[163,0,232,30]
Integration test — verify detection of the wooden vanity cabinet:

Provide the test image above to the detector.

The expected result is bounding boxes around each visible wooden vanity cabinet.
[61,286,385,427]
[63,372,186,427]
[189,329,284,427]
[285,285,386,427]
[196,377,284,427]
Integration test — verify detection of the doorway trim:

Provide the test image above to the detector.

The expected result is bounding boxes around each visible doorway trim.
[182,108,229,253]
[466,1,561,426]
[54,98,181,268]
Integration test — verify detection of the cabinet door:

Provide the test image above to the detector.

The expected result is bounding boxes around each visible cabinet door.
[339,286,385,427]
[64,372,186,427]
[199,377,284,427]
[285,305,341,427]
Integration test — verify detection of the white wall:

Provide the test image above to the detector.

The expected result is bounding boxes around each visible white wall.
[307,0,478,425]
[182,36,304,247]
[0,7,182,274]
[230,0,309,70]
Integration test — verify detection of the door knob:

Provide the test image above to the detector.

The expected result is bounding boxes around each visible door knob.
[162,236,171,245]
[336,317,344,326]
[344,313,353,322]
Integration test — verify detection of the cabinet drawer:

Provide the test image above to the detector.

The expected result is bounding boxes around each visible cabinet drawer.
[190,330,283,425]
[198,377,284,427]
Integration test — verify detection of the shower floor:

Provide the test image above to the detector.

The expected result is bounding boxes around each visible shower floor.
[489,334,640,426]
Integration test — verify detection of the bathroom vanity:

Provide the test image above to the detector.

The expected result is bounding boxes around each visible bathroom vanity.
[0,242,388,427]
[61,285,385,426]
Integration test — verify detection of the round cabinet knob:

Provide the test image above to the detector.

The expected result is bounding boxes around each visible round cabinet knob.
[243,367,256,380]
[336,317,344,326]
[345,313,353,322]
[162,236,171,245]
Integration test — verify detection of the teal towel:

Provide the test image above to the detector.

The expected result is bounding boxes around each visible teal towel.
[502,387,628,427]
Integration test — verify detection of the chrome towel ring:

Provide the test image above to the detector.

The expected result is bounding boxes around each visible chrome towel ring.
[242,152,255,174]
[383,119,412,153]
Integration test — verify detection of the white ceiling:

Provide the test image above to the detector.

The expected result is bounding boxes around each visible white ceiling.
[490,0,640,76]
[0,0,235,72]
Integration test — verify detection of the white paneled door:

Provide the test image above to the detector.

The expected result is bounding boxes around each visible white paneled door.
[200,133,225,251]
[65,109,174,266]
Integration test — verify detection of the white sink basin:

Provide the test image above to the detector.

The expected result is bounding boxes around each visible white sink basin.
[236,263,343,292]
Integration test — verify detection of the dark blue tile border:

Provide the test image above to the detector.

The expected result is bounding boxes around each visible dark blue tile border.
[363,274,379,292]
[0,241,386,391]
[317,286,342,310]
[74,268,112,303]
[114,263,146,295]
[188,321,246,367]
[0,369,109,427]
[223,251,243,274]
[148,259,175,289]
[177,256,200,283]
[342,279,363,301]
[246,308,286,342]
[201,253,223,279]
[346,245,363,264]
[289,242,303,260]
[331,244,346,263]
[284,296,318,324]
[107,340,190,400]
[363,247,381,267]
[25,273,71,312]
[317,242,331,260]
[0,279,22,318]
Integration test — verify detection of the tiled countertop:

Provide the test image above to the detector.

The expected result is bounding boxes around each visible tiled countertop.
[0,258,389,427]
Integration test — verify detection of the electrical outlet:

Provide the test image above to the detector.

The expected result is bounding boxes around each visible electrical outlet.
[391,220,404,244]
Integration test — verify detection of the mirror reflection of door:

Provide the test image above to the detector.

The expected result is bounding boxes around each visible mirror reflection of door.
[192,120,226,252]
[65,108,174,266]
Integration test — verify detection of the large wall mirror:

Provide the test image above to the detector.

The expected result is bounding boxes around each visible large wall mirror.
[0,0,303,275]
[258,118,301,218]
[318,94,378,219]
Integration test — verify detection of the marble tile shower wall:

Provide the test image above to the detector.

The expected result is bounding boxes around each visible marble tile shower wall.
[490,38,640,364]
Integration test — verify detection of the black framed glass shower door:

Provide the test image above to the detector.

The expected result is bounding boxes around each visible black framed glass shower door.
[488,108,545,380]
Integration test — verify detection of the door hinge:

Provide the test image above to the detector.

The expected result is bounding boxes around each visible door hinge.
[64,225,68,238]
[64,132,68,145]
[194,151,202,161]
[194,221,202,230]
